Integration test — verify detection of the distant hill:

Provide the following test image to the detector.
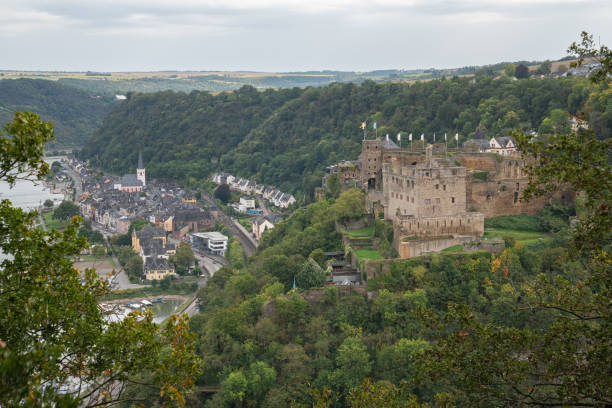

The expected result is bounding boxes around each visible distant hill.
[0,78,114,147]
[80,76,599,199]
[0,56,559,96]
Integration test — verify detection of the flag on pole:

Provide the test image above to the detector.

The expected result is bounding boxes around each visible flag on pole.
[434,133,436,143]
[397,133,401,142]
[409,133,412,141]
[421,134,424,141]
[445,133,447,141]
[455,133,459,141]
[373,122,377,130]
[386,134,389,141]
[360,122,366,129]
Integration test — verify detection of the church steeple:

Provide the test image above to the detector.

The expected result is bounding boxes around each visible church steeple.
[136,151,146,187]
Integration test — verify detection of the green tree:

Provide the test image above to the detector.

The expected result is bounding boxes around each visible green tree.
[503,63,516,77]
[52,200,80,220]
[326,173,342,198]
[0,112,202,407]
[214,183,231,204]
[515,64,529,79]
[295,257,326,289]
[568,31,612,84]
[221,370,248,403]
[330,336,371,392]
[549,108,570,133]
[128,217,152,233]
[535,60,552,75]
[43,199,54,208]
[333,189,366,220]
[171,242,196,274]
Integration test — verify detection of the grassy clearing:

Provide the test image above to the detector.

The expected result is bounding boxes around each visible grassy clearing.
[345,226,374,238]
[442,244,464,252]
[42,211,70,231]
[355,248,383,261]
[484,228,548,241]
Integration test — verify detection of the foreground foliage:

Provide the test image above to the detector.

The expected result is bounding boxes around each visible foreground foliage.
[0,112,202,407]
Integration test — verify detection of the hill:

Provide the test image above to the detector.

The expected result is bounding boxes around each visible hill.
[79,76,602,198]
[0,79,115,148]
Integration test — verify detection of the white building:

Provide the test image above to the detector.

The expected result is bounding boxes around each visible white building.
[239,197,256,209]
[191,232,228,256]
[487,137,518,156]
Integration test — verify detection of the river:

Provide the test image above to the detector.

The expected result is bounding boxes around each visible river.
[0,179,65,210]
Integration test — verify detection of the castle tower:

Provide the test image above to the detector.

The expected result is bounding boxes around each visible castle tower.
[360,139,383,190]
[137,151,146,187]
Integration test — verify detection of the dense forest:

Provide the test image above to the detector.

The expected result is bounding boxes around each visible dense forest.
[0,79,115,147]
[127,182,606,407]
[80,76,609,198]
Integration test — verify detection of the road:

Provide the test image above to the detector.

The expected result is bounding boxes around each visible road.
[93,225,145,290]
[256,196,271,216]
[63,163,82,199]
[199,190,257,256]
[195,253,222,277]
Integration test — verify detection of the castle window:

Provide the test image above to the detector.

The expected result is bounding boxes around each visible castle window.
[435,198,440,204]
[443,185,446,191]
[425,199,431,205]
[435,184,439,190]
[452,169,457,175]
[451,197,455,203]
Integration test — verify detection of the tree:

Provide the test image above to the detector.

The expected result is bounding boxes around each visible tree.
[535,60,552,75]
[214,183,231,204]
[52,200,79,220]
[326,173,342,198]
[171,242,196,274]
[330,336,371,392]
[0,112,202,407]
[568,31,612,84]
[128,217,152,233]
[503,63,516,77]
[556,64,568,74]
[43,199,54,208]
[295,258,326,289]
[514,64,529,79]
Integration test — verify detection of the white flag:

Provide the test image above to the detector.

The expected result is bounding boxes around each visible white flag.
[397,133,401,142]
[433,133,436,143]
[455,133,459,141]
[421,134,424,141]
[445,133,447,141]
[409,133,412,141]
[386,133,389,141]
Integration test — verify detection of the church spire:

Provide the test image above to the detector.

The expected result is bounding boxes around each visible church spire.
[138,151,143,169]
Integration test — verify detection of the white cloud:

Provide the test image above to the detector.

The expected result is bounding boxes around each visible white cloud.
[0,0,610,70]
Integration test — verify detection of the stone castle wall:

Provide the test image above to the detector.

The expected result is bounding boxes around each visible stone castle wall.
[394,212,484,240]
[396,235,475,258]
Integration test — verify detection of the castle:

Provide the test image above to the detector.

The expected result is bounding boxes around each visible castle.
[322,135,573,258]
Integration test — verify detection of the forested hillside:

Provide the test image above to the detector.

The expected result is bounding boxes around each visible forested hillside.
[139,185,608,407]
[80,76,608,197]
[0,79,114,148]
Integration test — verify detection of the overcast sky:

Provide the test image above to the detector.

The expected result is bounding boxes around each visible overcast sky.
[1,0,611,72]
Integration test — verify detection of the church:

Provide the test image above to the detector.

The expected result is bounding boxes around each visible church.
[113,152,146,193]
